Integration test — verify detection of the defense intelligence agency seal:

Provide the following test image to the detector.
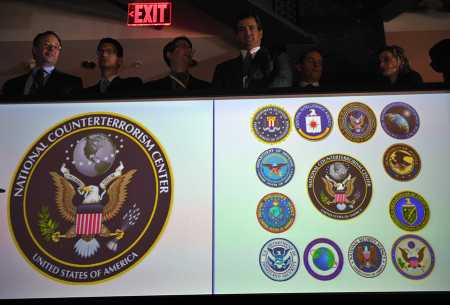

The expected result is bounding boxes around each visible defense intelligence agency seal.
[257,193,296,233]
[348,236,387,278]
[307,154,372,220]
[294,103,333,141]
[381,102,420,139]
[392,234,435,280]
[252,105,291,144]
[8,113,172,284]
[390,191,429,231]
[338,102,377,143]
[383,144,421,181]
[304,238,343,281]
[256,148,295,187]
[259,238,300,281]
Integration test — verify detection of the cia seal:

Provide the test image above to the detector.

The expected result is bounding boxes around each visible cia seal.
[383,144,421,181]
[256,193,296,233]
[259,238,300,281]
[381,102,420,139]
[256,148,295,187]
[307,154,372,220]
[348,236,387,278]
[303,238,343,281]
[294,103,333,141]
[8,113,172,283]
[392,234,435,280]
[390,191,429,231]
[252,105,291,144]
[338,102,377,143]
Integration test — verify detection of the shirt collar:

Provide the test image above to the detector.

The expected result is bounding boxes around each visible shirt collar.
[240,46,261,59]
[300,81,320,87]
[101,74,119,83]
[33,66,55,75]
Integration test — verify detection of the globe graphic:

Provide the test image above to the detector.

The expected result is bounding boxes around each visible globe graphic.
[329,162,347,181]
[312,247,336,271]
[73,133,117,177]
[385,113,410,135]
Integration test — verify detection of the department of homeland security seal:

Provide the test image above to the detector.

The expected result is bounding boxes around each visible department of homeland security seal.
[8,113,172,284]
[259,238,300,281]
[383,144,421,181]
[252,105,291,144]
[303,238,343,281]
[256,193,296,233]
[338,102,377,143]
[294,103,333,141]
[381,102,420,139]
[307,154,372,220]
[392,234,435,280]
[390,191,429,231]
[256,148,295,187]
[348,236,387,278]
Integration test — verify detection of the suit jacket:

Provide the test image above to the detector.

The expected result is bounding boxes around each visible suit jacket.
[81,77,143,97]
[144,74,210,91]
[2,70,83,98]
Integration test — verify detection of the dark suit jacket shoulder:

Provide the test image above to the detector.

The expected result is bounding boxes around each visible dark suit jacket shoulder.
[81,77,143,97]
[144,74,210,91]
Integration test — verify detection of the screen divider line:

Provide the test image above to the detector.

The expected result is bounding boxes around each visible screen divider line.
[212,98,216,295]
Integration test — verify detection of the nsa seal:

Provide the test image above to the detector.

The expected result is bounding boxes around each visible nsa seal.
[303,238,343,281]
[338,102,377,143]
[383,144,421,181]
[256,193,296,233]
[256,148,295,187]
[348,236,387,278]
[381,102,420,139]
[307,154,372,220]
[9,113,172,284]
[294,103,333,141]
[392,234,435,280]
[251,105,291,144]
[259,238,300,281]
[390,191,429,231]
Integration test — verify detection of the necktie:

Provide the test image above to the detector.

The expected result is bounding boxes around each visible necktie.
[30,68,46,95]
[100,79,110,93]
[242,52,252,77]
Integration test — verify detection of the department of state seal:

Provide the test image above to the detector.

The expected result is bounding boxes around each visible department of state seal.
[256,148,295,187]
[348,236,387,278]
[252,105,291,144]
[383,144,421,181]
[259,238,300,281]
[390,191,429,231]
[338,102,377,143]
[257,193,296,233]
[303,238,343,281]
[307,154,372,220]
[294,103,333,141]
[381,102,420,139]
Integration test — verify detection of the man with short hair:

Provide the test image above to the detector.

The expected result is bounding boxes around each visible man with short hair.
[295,48,323,89]
[2,31,82,98]
[429,39,450,86]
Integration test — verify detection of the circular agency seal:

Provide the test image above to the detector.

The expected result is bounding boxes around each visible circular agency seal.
[383,144,421,181]
[381,102,420,139]
[256,148,295,187]
[294,103,333,141]
[391,234,435,280]
[251,105,291,144]
[348,236,387,278]
[307,154,373,220]
[259,238,300,281]
[303,238,344,281]
[8,113,172,284]
[338,102,377,143]
[389,191,429,231]
[256,193,296,233]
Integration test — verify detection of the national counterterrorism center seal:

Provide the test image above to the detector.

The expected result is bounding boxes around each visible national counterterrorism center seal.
[8,113,173,284]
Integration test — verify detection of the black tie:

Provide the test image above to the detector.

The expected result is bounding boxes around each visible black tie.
[30,68,46,95]
[242,52,252,77]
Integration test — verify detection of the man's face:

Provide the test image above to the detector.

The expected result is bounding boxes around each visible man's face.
[33,34,61,67]
[236,17,263,51]
[167,39,193,71]
[97,42,122,70]
[297,51,323,82]
[379,51,401,78]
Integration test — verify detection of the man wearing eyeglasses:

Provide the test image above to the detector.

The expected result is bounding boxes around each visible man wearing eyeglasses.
[2,31,82,98]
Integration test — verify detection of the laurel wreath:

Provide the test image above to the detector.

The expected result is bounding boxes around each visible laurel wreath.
[38,206,59,242]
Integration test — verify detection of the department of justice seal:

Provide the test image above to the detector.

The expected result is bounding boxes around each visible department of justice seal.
[390,191,429,231]
[338,102,377,143]
[256,148,295,187]
[252,105,291,144]
[8,113,172,284]
[307,154,372,220]
[304,238,343,281]
[257,193,296,233]
[348,236,387,278]
[259,238,300,281]
[383,144,421,181]
[294,103,333,141]
[381,102,420,139]
[392,234,435,280]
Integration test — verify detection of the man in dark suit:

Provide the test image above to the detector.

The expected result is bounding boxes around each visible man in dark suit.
[213,12,292,90]
[82,38,143,97]
[144,36,210,92]
[2,31,82,98]
[294,48,324,90]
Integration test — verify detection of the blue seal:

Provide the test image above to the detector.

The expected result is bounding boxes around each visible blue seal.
[252,105,291,143]
[259,238,300,281]
[381,102,420,139]
[294,103,333,141]
[256,148,295,187]
[257,193,296,233]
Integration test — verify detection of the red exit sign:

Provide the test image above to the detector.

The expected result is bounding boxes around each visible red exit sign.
[128,2,172,26]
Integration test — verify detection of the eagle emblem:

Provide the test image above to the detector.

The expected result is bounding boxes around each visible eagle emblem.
[321,173,356,211]
[355,244,379,269]
[349,113,366,133]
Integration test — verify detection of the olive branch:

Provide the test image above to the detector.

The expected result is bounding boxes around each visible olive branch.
[38,206,59,242]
